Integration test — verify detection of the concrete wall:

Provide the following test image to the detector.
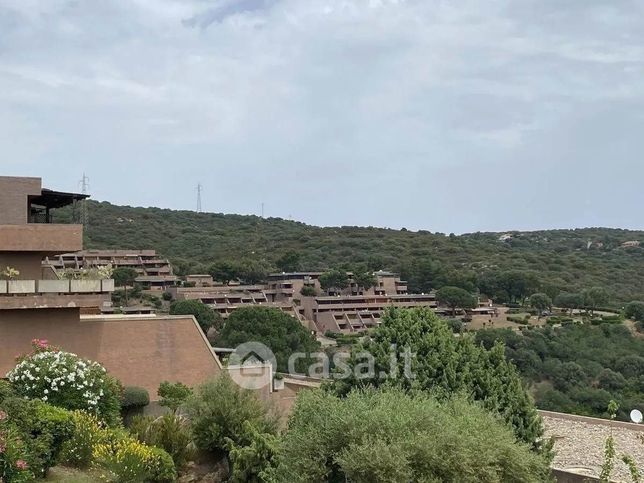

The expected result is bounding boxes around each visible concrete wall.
[0,252,45,279]
[0,224,83,253]
[0,176,41,224]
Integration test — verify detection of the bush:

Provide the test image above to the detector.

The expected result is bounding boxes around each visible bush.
[162,291,173,301]
[158,381,193,413]
[0,397,74,478]
[7,340,122,426]
[273,389,550,482]
[121,387,150,409]
[60,411,108,469]
[300,286,317,297]
[185,374,278,454]
[93,434,176,483]
[129,414,193,468]
[0,422,35,483]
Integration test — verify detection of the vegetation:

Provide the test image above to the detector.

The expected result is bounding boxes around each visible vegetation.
[476,324,644,420]
[129,414,193,469]
[54,200,644,304]
[215,306,320,372]
[333,309,543,446]
[157,382,193,413]
[169,299,221,334]
[121,387,150,411]
[184,374,278,472]
[318,269,350,294]
[0,353,175,483]
[436,286,477,315]
[112,267,138,305]
[330,308,545,449]
[272,388,551,482]
[7,340,122,427]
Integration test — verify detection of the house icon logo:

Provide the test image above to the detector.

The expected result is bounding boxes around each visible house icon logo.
[228,341,277,390]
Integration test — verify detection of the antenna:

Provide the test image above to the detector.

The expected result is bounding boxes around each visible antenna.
[196,184,203,213]
[631,409,643,424]
[261,202,264,218]
[78,173,90,226]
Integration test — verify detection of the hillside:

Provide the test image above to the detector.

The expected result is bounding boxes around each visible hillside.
[57,200,644,304]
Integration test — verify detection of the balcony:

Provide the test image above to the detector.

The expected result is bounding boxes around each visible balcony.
[0,279,114,310]
[0,224,83,253]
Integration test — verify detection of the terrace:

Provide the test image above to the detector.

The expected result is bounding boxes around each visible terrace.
[0,278,114,310]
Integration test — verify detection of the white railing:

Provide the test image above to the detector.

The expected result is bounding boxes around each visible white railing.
[0,279,114,295]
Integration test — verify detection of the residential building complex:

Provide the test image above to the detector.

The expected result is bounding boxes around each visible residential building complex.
[174,271,437,334]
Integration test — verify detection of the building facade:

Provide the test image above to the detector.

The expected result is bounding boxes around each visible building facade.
[0,176,221,397]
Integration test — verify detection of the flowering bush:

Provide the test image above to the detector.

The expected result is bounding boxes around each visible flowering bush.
[6,340,122,426]
[60,411,108,469]
[0,396,74,477]
[93,437,176,483]
[0,409,35,482]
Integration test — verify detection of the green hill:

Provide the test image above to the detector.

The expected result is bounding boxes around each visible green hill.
[57,200,644,304]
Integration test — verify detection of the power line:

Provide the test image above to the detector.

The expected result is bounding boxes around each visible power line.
[78,173,89,226]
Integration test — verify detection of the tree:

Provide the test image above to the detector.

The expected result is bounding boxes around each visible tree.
[169,299,220,333]
[582,287,610,316]
[216,306,320,372]
[208,261,240,285]
[112,267,138,305]
[436,286,477,316]
[529,293,552,318]
[624,301,644,322]
[184,374,278,474]
[555,292,584,316]
[237,259,271,285]
[351,271,376,293]
[319,269,350,294]
[331,308,545,448]
[498,270,540,304]
[273,389,550,482]
[275,251,301,273]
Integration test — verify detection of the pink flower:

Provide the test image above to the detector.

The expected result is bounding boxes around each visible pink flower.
[15,460,29,470]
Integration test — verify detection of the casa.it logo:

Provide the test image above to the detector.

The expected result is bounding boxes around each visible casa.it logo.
[228,341,277,390]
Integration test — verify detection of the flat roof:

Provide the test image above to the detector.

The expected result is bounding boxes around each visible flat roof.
[30,188,89,209]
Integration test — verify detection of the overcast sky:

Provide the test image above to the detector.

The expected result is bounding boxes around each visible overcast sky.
[1,0,643,233]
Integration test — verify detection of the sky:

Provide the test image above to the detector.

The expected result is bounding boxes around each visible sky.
[1,0,643,234]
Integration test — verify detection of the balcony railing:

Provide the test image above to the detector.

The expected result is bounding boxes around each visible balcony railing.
[0,279,115,295]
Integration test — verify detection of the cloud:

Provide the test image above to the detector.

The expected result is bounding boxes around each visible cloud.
[0,0,643,232]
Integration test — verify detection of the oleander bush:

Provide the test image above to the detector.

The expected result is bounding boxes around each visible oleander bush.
[7,340,122,426]
[0,410,36,482]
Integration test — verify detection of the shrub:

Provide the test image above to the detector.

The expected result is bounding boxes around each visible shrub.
[129,414,193,468]
[185,374,278,454]
[0,397,74,477]
[7,340,122,426]
[93,437,176,483]
[60,411,108,469]
[162,291,173,301]
[121,387,150,409]
[158,381,193,413]
[273,389,550,482]
[0,411,36,482]
[300,286,317,297]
